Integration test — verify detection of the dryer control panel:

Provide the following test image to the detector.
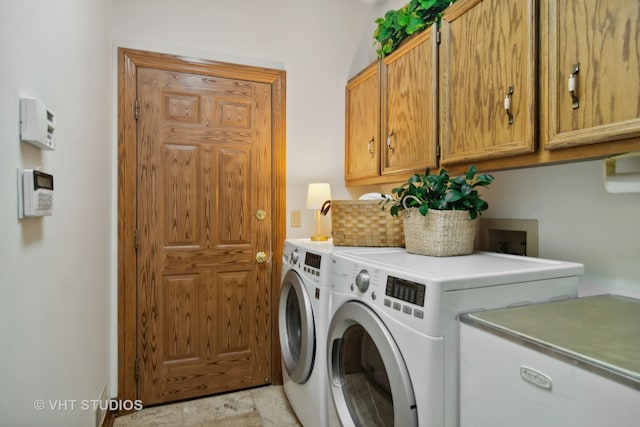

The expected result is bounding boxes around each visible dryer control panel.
[330,253,441,336]
[386,276,426,307]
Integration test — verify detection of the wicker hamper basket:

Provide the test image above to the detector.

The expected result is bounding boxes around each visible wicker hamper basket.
[402,208,477,256]
[331,200,404,247]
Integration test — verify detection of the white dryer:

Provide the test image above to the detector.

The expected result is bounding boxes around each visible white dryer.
[326,249,584,427]
[279,239,335,427]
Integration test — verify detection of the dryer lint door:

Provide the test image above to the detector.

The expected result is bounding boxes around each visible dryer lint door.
[327,301,418,427]
[279,270,316,384]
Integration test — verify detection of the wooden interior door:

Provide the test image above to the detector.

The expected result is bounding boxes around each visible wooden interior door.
[136,66,272,405]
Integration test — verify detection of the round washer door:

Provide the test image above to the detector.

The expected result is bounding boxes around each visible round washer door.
[279,269,316,384]
[327,301,417,427]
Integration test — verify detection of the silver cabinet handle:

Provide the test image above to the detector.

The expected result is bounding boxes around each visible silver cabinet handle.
[568,62,580,109]
[504,85,514,125]
[386,129,395,153]
[367,136,375,157]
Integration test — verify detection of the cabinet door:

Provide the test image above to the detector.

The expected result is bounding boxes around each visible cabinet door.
[440,0,536,165]
[345,62,380,182]
[543,1,640,150]
[382,27,439,175]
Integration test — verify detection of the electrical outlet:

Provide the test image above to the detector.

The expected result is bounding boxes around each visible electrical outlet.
[291,210,301,228]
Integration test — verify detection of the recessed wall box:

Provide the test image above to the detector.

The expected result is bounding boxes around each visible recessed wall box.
[20,97,55,150]
[476,218,538,257]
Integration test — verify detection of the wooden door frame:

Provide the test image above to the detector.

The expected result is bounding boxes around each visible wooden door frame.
[117,47,286,402]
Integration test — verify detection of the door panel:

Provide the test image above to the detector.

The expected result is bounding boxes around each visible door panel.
[162,144,200,245]
[218,147,251,244]
[137,66,272,405]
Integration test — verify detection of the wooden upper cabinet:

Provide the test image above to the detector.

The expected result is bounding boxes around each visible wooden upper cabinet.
[542,0,640,150]
[345,62,380,182]
[439,0,537,166]
[381,26,439,175]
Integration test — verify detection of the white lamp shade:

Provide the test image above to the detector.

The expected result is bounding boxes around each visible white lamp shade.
[306,183,331,209]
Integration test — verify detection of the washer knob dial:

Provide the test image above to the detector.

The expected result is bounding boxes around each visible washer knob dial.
[291,249,299,265]
[355,269,370,293]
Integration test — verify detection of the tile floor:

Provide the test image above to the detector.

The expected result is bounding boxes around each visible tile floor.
[112,385,301,427]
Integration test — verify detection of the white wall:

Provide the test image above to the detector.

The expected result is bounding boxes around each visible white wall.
[380,159,640,297]
[481,161,640,298]
[0,1,113,426]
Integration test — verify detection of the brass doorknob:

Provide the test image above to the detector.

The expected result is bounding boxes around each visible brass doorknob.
[256,209,266,220]
[256,252,267,264]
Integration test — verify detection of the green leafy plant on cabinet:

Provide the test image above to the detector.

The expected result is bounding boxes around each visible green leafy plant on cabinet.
[373,0,455,58]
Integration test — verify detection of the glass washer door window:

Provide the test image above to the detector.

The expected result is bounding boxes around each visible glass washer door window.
[278,270,316,384]
[327,301,417,427]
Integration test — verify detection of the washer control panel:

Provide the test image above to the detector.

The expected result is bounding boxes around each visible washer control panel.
[383,275,427,321]
[283,246,323,281]
[305,251,321,269]
[330,253,440,335]
[303,251,323,279]
[385,276,426,307]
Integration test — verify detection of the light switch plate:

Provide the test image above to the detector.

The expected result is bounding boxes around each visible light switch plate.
[291,210,301,228]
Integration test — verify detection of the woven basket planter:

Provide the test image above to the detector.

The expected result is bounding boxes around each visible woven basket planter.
[331,200,404,247]
[402,208,477,256]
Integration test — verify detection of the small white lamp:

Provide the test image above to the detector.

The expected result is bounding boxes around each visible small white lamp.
[306,183,331,241]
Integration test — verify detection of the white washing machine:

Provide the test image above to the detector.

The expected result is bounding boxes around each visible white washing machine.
[279,239,335,427]
[326,249,584,427]
[279,239,403,427]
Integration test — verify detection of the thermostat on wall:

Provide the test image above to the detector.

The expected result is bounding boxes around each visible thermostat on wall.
[20,97,55,150]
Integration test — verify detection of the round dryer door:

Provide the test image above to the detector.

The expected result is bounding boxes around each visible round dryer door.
[327,301,417,427]
[279,270,316,384]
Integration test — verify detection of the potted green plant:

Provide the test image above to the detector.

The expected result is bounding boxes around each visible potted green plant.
[382,165,494,256]
[373,0,454,58]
